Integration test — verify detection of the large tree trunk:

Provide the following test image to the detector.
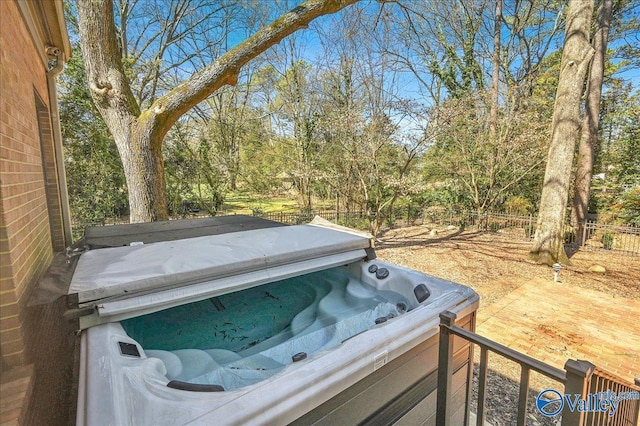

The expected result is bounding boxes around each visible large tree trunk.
[530,0,594,265]
[120,130,168,222]
[76,0,360,223]
[571,0,613,244]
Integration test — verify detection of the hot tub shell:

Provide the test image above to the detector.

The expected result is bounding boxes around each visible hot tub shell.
[70,217,479,425]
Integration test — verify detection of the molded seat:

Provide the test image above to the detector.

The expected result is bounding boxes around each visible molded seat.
[145,350,183,379]
[171,349,219,381]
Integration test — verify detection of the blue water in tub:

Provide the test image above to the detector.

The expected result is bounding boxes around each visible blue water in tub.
[121,267,409,391]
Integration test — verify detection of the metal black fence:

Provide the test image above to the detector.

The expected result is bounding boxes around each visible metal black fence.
[437,311,640,426]
[72,208,640,256]
[245,210,372,228]
[572,221,640,256]
[422,210,640,256]
[215,203,427,229]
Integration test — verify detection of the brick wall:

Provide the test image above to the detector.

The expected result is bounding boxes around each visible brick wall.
[0,0,65,372]
[35,94,66,254]
[0,2,75,423]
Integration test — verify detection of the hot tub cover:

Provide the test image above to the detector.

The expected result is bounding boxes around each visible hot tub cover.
[69,222,374,328]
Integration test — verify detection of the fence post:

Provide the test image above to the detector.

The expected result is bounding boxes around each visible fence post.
[562,359,595,425]
[437,311,457,426]
[581,220,588,248]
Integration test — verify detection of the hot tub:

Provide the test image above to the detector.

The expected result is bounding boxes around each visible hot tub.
[70,217,478,425]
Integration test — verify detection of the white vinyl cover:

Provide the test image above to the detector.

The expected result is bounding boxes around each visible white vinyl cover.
[69,224,372,327]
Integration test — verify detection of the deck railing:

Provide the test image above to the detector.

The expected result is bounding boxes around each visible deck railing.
[437,311,640,426]
[585,369,640,426]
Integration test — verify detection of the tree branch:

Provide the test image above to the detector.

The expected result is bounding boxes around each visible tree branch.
[143,0,361,142]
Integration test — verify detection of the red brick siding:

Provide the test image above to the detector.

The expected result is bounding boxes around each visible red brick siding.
[0,2,76,423]
[0,0,61,369]
[35,95,65,253]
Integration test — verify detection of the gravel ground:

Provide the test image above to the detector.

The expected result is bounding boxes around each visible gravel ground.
[469,363,561,426]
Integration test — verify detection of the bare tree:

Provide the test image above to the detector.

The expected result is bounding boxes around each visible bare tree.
[266,33,324,212]
[206,73,256,191]
[489,0,502,140]
[75,0,362,222]
[315,6,428,235]
[388,0,565,213]
[530,0,595,265]
[392,0,488,100]
[427,91,549,213]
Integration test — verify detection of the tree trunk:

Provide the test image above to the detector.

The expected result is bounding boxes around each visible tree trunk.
[529,0,594,265]
[571,0,613,244]
[76,0,165,223]
[118,130,169,222]
[76,0,360,223]
[489,0,502,141]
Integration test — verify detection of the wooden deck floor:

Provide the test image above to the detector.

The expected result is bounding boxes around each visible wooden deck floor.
[477,277,640,385]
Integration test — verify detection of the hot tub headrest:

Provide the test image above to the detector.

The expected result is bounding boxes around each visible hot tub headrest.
[167,380,224,392]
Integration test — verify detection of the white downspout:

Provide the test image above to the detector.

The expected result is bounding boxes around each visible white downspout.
[47,53,73,246]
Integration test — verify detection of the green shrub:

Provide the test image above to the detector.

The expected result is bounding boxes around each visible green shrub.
[489,222,500,232]
[601,232,614,250]
[295,207,314,224]
[504,196,533,216]
[406,204,422,224]
[251,206,265,216]
[617,188,640,226]
[385,213,396,228]
[338,217,370,231]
